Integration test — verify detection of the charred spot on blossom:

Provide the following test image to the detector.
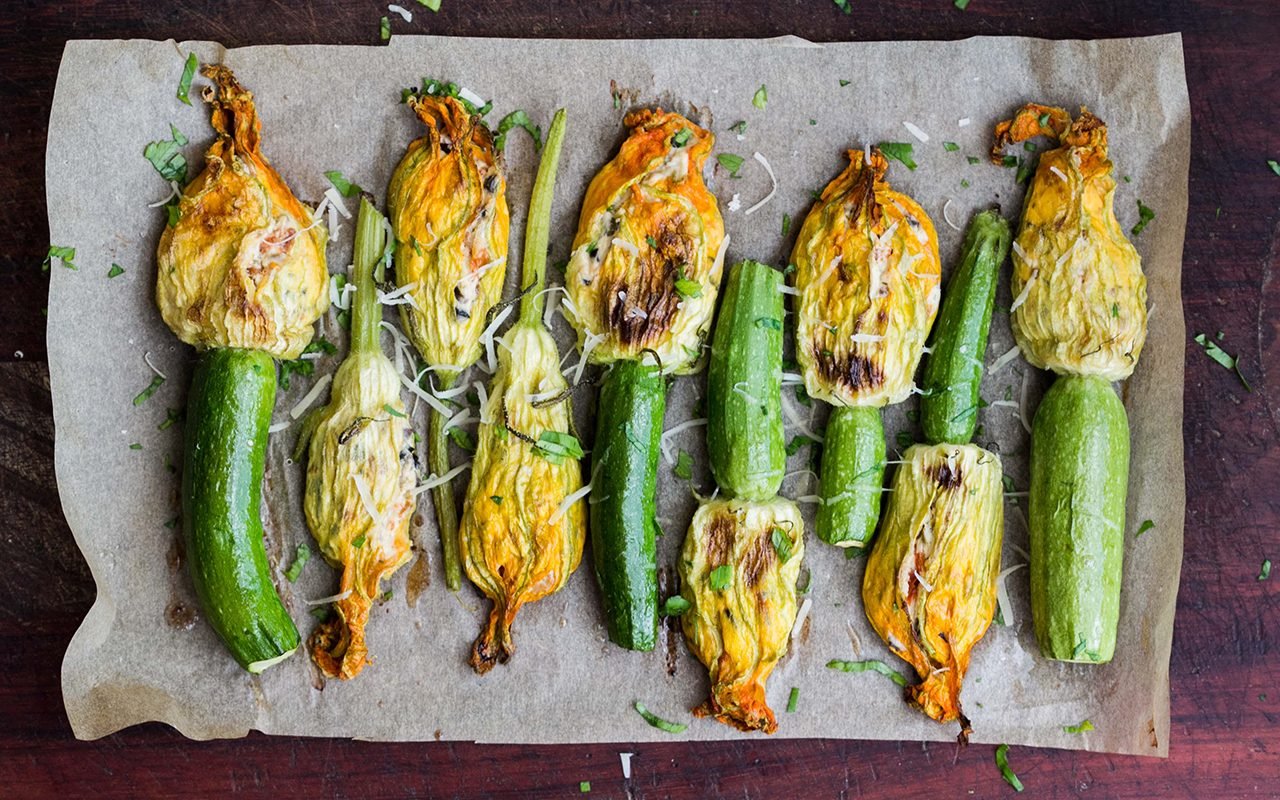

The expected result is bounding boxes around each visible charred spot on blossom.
[742,529,776,591]
[814,345,884,393]
[484,174,499,193]
[704,512,737,569]
[930,458,964,490]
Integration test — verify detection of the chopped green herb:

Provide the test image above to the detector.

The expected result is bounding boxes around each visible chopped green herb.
[310,605,334,622]
[177,53,198,105]
[579,782,591,793]
[960,179,971,188]
[1063,719,1094,734]
[490,495,503,505]
[781,213,792,237]
[1023,141,1037,152]
[107,263,125,278]
[495,109,542,152]
[770,526,794,562]
[671,127,693,148]
[675,269,703,299]
[165,202,181,228]
[129,442,143,450]
[729,120,748,136]
[284,542,311,582]
[535,430,584,463]
[755,316,782,331]
[1015,156,1034,185]
[826,659,908,687]
[809,119,817,126]
[954,0,970,8]
[895,431,913,450]
[709,564,733,591]
[158,406,183,431]
[661,595,691,616]
[1131,200,1156,235]
[324,170,363,198]
[943,141,960,152]
[786,435,815,457]
[1123,175,1132,183]
[1038,112,1051,127]
[877,141,917,170]
[1261,559,1272,581]
[752,84,768,110]
[995,744,1024,792]
[381,589,394,602]
[967,155,981,165]
[352,534,367,549]
[133,375,165,406]
[144,124,189,184]
[1112,302,1119,317]
[833,0,852,13]
[43,245,77,272]
[163,516,179,530]
[417,0,442,10]
[674,449,694,480]
[839,79,851,87]
[1194,333,1251,391]
[1001,155,1018,169]
[633,701,688,734]
[278,336,337,390]
[645,235,659,250]
[716,152,745,176]
[793,384,812,408]
[1269,160,1280,177]
[383,404,406,419]
[786,686,800,712]
[448,426,476,452]
[1135,519,1155,538]
[379,15,391,41]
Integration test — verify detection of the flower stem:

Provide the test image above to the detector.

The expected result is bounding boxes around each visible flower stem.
[518,108,568,327]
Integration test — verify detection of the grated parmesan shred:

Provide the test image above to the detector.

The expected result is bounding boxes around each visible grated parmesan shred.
[351,474,385,529]
[903,121,930,142]
[289,373,332,419]
[743,152,778,215]
[550,483,592,524]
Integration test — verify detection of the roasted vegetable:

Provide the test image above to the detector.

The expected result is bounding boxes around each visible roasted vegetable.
[862,444,1004,739]
[156,65,328,360]
[460,109,585,673]
[303,197,417,679]
[1029,375,1129,663]
[564,108,727,372]
[680,497,805,734]
[707,260,786,501]
[790,148,941,408]
[566,109,726,652]
[157,65,323,673]
[388,94,510,591]
[920,210,1011,444]
[791,148,941,550]
[992,104,1147,380]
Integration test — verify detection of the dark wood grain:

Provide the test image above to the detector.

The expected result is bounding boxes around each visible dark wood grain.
[3,1,1279,797]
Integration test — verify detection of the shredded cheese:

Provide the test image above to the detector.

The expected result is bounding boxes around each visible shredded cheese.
[289,373,332,419]
[903,121,930,142]
[942,198,962,232]
[412,463,469,496]
[989,345,1022,375]
[619,752,633,780]
[351,474,385,528]
[267,420,291,434]
[795,494,824,505]
[851,333,885,344]
[1009,270,1037,313]
[727,193,742,212]
[388,3,412,21]
[306,589,352,606]
[659,417,708,465]
[1019,368,1033,435]
[777,284,800,296]
[143,351,166,380]
[1050,165,1069,183]
[789,596,813,642]
[958,117,971,127]
[550,483,592,524]
[611,237,639,258]
[995,563,1027,628]
[743,152,778,215]
[480,304,515,373]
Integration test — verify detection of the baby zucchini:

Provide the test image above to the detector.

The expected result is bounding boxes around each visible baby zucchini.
[816,406,885,550]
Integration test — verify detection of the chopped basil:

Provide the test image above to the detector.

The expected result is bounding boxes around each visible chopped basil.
[770,526,793,563]
[1268,160,1279,177]
[633,701,688,734]
[675,269,702,299]
[133,374,165,406]
[793,384,812,408]
[716,152,745,176]
[839,79,851,87]
[1131,200,1156,235]
[43,245,77,272]
[383,404,406,419]
[352,534,367,549]
[943,141,960,152]
[1135,519,1155,538]
[895,431,913,450]
[786,686,800,712]
[417,0,442,10]
[158,406,183,431]
[278,336,337,390]
[954,0,971,8]
[1063,719,1094,734]
[781,213,792,237]
[960,179,971,188]
[535,430,584,463]
[1023,141,1037,152]
[448,426,476,452]
[1194,333,1250,391]
[709,564,733,591]
[1112,302,1119,317]
[379,15,391,41]
[752,84,768,110]
[107,263,125,278]
[1123,175,1132,183]
[834,0,852,12]
[995,744,1024,792]
[1038,112,1051,127]
[674,449,694,480]
[671,127,693,148]
[1015,156,1034,185]
[579,782,591,793]
[495,109,542,152]
[1001,155,1018,168]
[144,124,189,184]
[729,120,748,136]
[964,156,979,166]
[165,202,181,228]
[645,235,659,250]
[409,77,491,116]
[826,659,908,687]
[1261,559,1273,581]
[490,495,503,505]
[129,442,143,450]
[284,542,311,582]
[755,316,782,331]
[785,435,815,457]
[661,595,691,616]
[176,53,198,105]
[877,141,916,170]
[310,605,333,622]
[809,119,817,126]
[324,170,363,198]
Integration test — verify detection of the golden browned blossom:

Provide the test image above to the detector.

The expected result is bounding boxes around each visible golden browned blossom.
[460,323,586,673]
[565,109,726,372]
[790,149,941,407]
[304,354,416,679]
[993,103,1147,379]
[388,95,510,372]
[156,65,327,359]
[680,497,804,734]
[862,444,1004,739]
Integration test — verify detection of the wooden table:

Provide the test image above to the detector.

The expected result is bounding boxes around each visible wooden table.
[4,1,1278,797]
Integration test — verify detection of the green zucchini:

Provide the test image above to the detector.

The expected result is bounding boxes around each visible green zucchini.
[589,359,665,651]
[183,348,300,672]
[816,405,885,549]
[920,209,1011,445]
[1029,374,1129,663]
[707,260,785,500]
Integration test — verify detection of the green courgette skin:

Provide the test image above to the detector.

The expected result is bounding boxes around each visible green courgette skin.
[920,210,1011,445]
[1029,374,1129,663]
[707,260,785,500]
[816,405,886,550]
[183,348,300,672]
[590,360,666,651]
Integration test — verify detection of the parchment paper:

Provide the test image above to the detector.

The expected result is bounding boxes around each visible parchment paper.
[48,34,1188,756]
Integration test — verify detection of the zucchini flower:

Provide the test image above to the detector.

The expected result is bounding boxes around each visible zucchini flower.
[304,197,416,680]
[460,110,585,673]
[862,444,1004,739]
[992,104,1147,379]
[790,148,941,407]
[564,109,727,373]
[387,94,510,592]
[156,65,328,359]
[679,497,805,733]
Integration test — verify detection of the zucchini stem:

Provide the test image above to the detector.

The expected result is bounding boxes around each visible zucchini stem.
[352,196,386,356]
[429,371,463,591]
[518,109,568,327]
